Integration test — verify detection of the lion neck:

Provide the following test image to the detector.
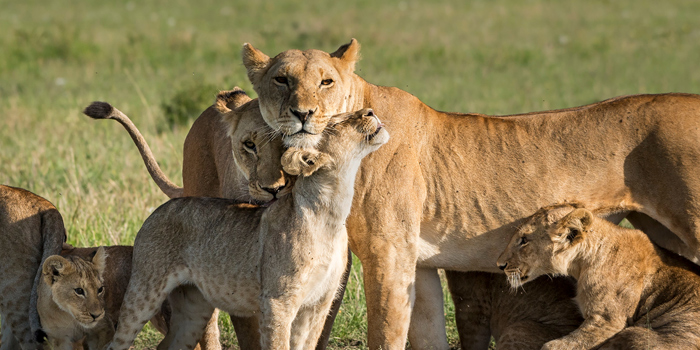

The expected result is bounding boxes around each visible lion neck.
[292,155,363,232]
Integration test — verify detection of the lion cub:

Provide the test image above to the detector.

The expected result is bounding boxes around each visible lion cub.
[106,108,389,350]
[497,204,700,350]
[38,245,170,350]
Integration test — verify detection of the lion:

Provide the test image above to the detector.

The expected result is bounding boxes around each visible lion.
[497,204,700,350]
[83,88,350,350]
[105,108,388,350]
[38,245,168,350]
[241,38,700,349]
[446,271,581,350]
[0,184,66,350]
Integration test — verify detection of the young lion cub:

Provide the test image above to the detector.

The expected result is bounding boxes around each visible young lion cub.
[497,204,700,350]
[106,108,389,350]
[38,245,170,350]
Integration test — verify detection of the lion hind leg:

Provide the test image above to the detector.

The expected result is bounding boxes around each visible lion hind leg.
[108,272,181,350]
[158,285,214,350]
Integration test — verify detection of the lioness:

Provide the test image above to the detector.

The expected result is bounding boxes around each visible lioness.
[106,108,388,350]
[446,271,581,350]
[497,204,700,350]
[241,39,700,349]
[38,245,169,350]
[84,89,348,350]
[0,185,66,350]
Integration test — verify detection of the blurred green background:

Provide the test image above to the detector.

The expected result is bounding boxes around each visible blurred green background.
[1,0,699,348]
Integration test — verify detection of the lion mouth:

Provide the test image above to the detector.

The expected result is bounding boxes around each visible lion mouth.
[367,124,384,140]
[504,268,528,288]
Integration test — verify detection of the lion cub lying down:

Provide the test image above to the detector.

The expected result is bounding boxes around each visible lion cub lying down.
[106,108,389,350]
[497,204,700,350]
[38,245,169,350]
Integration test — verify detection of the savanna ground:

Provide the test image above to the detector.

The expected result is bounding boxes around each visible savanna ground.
[2,0,700,348]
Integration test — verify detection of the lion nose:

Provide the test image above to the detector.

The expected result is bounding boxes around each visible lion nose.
[262,185,285,197]
[290,108,315,123]
[90,312,102,320]
[497,262,507,271]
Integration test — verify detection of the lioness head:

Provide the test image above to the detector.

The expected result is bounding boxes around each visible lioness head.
[42,247,108,328]
[281,108,388,177]
[214,89,291,203]
[242,39,361,148]
[497,204,593,289]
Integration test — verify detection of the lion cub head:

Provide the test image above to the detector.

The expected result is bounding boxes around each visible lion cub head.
[241,39,361,149]
[281,108,389,177]
[497,204,593,288]
[214,89,291,203]
[41,247,108,328]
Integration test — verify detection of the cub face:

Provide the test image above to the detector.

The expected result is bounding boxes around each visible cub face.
[281,108,389,177]
[497,205,593,289]
[241,39,361,149]
[42,247,107,328]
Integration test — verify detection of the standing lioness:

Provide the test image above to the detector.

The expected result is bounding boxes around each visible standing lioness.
[242,39,700,349]
[106,108,388,350]
[497,204,700,350]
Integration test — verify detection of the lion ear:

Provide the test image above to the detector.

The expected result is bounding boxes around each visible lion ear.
[213,87,251,114]
[90,246,108,276]
[558,208,594,244]
[282,147,332,177]
[241,43,271,86]
[42,255,72,285]
[330,38,360,72]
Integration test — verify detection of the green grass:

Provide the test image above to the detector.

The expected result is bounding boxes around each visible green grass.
[1,0,699,348]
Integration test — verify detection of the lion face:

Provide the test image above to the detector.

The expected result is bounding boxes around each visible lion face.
[242,39,361,149]
[42,247,107,328]
[281,108,389,177]
[230,109,290,203]
[497,205,592,289]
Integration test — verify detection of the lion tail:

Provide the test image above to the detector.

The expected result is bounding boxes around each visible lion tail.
[31,208,67,343]
[83,101,184,198]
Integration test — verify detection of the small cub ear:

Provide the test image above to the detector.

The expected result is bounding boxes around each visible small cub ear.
[42,255,71,285]
[560,208,594,243]
[330,38,360,72]
[241,43,271,86]
[282,147,332,177]
[91,246,108,276]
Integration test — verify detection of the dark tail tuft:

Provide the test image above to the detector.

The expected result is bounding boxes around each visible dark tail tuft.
[83,101,114,119]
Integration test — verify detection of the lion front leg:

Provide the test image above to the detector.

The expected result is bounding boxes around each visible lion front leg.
[408,268,448,350]
[542,314,626,350]
[360,248,417,350]
[259,297,298,350]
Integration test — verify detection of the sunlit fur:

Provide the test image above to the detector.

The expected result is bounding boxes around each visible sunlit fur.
[499,204,700,350]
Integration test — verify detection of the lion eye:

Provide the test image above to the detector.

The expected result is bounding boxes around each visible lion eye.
[75,288,85,296]
[274,76,288,85]
[243,140,257,153]
[321,79,333,86]
[97,286,104,294]
[519,236,528,245]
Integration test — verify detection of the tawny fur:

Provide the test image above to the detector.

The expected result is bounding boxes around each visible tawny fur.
[45,244,171,349]
[242,39,700,349]
[0,185,66,350]
[497,204,700,350]
[84,88,350,350]
[446,271,581,350]
[83,88,286,350]
[106,109,388,350]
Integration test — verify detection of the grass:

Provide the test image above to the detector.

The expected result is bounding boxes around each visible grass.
[1,0,699,348]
